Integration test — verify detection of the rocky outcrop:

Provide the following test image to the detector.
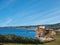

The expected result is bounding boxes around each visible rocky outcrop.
[36,27,56,42]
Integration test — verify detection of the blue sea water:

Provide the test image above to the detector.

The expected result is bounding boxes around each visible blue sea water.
[0,28,36,38]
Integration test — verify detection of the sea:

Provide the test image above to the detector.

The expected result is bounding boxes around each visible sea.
[0,28,36,38]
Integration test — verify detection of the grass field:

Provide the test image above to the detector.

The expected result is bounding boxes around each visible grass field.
[0,32,60,45]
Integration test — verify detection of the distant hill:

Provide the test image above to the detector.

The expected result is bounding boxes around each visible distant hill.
[0,23,60,30]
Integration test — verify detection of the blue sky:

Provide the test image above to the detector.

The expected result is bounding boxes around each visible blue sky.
[0,0,60,26]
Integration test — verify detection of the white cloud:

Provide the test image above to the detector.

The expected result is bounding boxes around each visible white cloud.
[34,14,60,25]
[1,18,12,27]
[30,9,60,25]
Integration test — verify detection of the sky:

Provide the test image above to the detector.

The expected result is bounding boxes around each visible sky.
[0,0,60,26]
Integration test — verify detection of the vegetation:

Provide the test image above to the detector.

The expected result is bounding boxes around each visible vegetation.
[0,34,40,44]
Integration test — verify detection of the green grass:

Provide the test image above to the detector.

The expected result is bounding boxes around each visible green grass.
[0,43,45,45]
[0,32,60,45]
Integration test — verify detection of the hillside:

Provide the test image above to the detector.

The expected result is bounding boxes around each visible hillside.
[0,34,40,44]
[0,23,60,30]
